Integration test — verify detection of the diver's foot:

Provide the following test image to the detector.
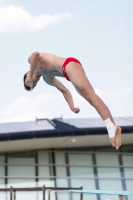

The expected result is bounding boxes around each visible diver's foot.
[115,126,122,150]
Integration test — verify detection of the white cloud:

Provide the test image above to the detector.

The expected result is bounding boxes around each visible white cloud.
[95,87,133,117]
[95,88,133,99]
[0,5,72,34]
[0,88,133,123]
[3,93,58,116]
[1,112,48,123]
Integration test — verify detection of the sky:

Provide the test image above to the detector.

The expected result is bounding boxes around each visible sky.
[0,0,133,123]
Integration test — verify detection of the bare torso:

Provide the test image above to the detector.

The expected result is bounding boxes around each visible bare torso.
[34,53,66,78]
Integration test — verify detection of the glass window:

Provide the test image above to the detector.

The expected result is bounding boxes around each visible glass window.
[0,155,5,199]
[55,152,68,187]
[38,151,54,187]
[122,155,133,178]
[55,152,66,165]
[96,153,119,166]
[7,191,37,200]
[69,153,93,165]
[71,178,96,190]
[56,169,68,187]
[96,153,123,200]
[0,155,5,187]
[8,156,35,178]
[56,191,69,200]
[7,153,36,200]
[124,168,133,178]
[69,153,96,200]
[71,179,96,200]
[122,155,133,166]
[38,191,52,200]
[125,180,133,200]
[122,155,133,200]
[0,146,133,200]
[38,150,50,166]
[0,192,6,200]
[69,153,94,179]
[42,191,70,200]
[98,167,121,178]
[70,166,94,177]
[7,152,36,187]
[99,179,123,200]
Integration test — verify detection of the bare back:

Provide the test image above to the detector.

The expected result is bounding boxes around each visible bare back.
[35,53,66,78]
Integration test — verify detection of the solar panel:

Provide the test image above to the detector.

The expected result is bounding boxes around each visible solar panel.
[0,117,132,134]
[115,117,133,126]
[57,118,104,128]
[25,120,55,131]
[0,124,6,134]
[0,122,27,133]
[0,119,55,133]
[57,117,133,128]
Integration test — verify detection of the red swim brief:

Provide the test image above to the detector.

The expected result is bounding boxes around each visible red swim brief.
[62,57,81,81]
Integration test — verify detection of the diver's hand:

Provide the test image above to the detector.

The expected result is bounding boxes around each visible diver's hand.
[71,107,80,113]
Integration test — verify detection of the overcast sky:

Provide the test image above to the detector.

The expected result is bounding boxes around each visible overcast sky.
[0,0,133,122]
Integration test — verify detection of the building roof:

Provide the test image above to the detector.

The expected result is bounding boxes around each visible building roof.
[0,117,133,142]
[0,117,133,152]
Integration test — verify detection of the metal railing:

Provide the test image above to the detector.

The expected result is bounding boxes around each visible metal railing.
[0,185,83,200]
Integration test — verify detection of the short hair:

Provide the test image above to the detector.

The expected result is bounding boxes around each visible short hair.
[119,195,123,197]
[23,72,32,91]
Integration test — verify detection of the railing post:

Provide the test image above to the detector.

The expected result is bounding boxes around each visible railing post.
[48,190,50,200]
[42,185,45,200]
[80,186,83,200]
[10,186,13,200]
[14,191,16,200]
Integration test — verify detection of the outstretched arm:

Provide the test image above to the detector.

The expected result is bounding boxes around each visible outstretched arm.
[44,76,80,113]
[27,51,40,88]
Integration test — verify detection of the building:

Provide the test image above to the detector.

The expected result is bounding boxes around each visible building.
[0,117,133,200]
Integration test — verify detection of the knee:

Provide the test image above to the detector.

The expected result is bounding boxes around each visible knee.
[80,88,96,103]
